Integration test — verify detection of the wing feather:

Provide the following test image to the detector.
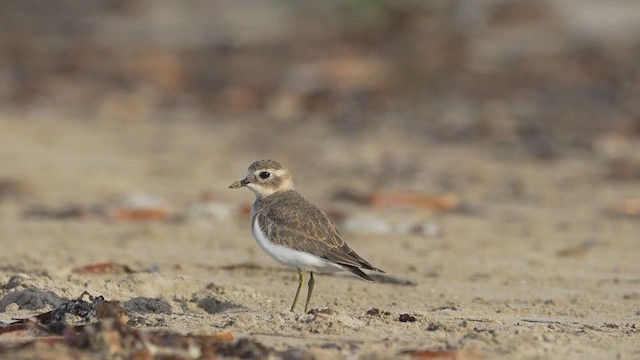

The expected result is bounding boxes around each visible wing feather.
[254,191,384,273]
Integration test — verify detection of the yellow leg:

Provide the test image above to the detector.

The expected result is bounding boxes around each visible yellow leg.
[290,271,304,312]
[304,272,315,313]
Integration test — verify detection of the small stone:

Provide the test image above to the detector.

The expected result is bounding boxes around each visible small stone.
[426,322,443,331]
[124,297,173,315]
[366,308,391,317]
[4,302,19,312]
[0,287,66,311]
[308,307,332,315]
[399,313,417,322]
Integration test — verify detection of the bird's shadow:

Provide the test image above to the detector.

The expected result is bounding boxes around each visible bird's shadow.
[329,272,417,286]
[215,262,417,286]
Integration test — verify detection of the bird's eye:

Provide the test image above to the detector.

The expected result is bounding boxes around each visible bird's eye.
[259,171,271,179]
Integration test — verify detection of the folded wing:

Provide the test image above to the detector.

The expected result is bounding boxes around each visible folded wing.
[255,192,384,280]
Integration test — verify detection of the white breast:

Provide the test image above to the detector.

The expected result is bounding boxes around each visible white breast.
[251,217,344,273]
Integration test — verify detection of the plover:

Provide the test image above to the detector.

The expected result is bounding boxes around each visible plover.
[229,159,384,313]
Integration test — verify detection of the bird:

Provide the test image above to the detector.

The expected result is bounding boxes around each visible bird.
[229,159,384,313]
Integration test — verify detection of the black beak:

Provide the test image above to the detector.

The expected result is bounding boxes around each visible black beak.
[229,178,250,189]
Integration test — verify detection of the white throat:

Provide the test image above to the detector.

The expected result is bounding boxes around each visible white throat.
[246,183,276,200]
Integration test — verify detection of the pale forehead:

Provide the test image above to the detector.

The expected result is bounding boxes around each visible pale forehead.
[248,159,285,172]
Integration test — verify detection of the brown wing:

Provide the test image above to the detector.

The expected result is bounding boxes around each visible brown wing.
[255,191,384,275]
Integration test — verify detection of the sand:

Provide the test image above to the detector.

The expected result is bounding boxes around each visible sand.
[0,113,638,359]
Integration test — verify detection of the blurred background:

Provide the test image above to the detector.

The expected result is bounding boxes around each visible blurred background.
[2,0,639,143]
[2,0,640,200]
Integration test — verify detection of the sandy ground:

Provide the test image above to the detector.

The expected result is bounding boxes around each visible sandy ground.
[0,112,639,359]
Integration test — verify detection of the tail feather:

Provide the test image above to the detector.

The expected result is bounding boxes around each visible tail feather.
[360,262,385,273]
[342,265,374,281]
[346,249,385,274]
